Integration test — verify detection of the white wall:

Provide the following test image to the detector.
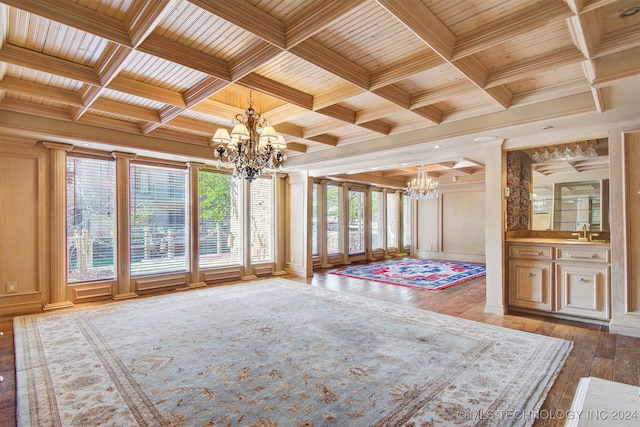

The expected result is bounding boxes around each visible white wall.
[415,190,486,263]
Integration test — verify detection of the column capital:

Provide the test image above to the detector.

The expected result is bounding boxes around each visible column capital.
[111,151,137,160]
[42,141,74,152]
[186,161,206,169]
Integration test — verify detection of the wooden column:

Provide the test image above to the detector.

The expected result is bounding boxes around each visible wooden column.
[186,162,207,288]
[382,189,390,258]
[241,178,257,280]
[272,173,287,276]
[341,182,350,265]
[111,151,138,300]
[397,191,408,256]
[318,181,332,268]
[42,142,74,311]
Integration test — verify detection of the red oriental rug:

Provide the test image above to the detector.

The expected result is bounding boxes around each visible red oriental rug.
[329,258,486,291]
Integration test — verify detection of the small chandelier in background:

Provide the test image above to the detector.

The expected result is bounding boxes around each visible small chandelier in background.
[406,165,439,200]
[212,102,287,181]
[531,141,598,163]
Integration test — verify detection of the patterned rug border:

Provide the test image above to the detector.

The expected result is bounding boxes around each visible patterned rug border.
[329,258,487,291]
[14,277,572,426]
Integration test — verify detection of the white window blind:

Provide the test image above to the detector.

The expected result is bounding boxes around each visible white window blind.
[66,156,116,283]
[130,163,188,276]
[348,189,365,255]
[371,190,383,250]
[326,184,341,255]
[250,177,273,262]
[387,191,399,248]
[311,183,319,256]
[403,195,410,249]
[198,170,243,268]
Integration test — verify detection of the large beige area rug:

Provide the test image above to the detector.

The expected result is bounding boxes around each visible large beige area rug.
[15,278,572,426]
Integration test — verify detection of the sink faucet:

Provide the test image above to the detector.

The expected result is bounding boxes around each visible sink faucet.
[582,223,589,240]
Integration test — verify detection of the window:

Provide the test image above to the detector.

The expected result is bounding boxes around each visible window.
[198,170,243,268]
[371,190,383,250]
[387,192,399,249]
[250,177,273,262]
[326,184,341,254]
[66,156,116,283]
[311,183,319,257]
[403,194,410,249]
[130,164,188,276]
[348,189,365,255]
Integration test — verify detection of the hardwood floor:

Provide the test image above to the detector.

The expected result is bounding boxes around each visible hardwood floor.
[1,270,638,426]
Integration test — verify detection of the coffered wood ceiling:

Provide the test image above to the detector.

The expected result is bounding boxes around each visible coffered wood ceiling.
[1,0,639,187]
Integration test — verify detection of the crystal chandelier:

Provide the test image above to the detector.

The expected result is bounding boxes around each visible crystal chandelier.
[212,103,287,181]
[531,141,598,163]
[406,165,439,200]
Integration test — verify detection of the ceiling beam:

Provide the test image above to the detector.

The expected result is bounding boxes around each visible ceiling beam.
[186,0,285,49]
[2,0,132,46]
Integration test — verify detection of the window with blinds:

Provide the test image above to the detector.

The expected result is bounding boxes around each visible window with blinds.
[403,195,410,249]
[250,177,273,262]
[130,163,188,276]
[348,189,365,255]
[371,190,383,250]
[198,170,243,268]
[387,191,399,248]
[66,156,116,283]
[326,184,341,254]
[311,183,319,257]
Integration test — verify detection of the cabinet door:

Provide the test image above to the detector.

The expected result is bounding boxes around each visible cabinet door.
[556,263,610,319]
[509,260,553,311]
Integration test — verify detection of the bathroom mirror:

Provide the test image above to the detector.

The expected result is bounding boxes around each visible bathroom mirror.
[528,140,609,231]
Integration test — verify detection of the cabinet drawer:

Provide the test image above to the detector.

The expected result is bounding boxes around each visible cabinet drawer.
[556,247,610,263]
[508,260,553,311]
[556,263,609,319]
[508,244,553,260]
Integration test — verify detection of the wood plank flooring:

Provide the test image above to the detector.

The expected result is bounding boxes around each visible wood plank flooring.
[1,269,638,426]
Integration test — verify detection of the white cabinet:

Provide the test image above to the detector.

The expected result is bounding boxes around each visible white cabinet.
[509,260,553,311]
[556,263,609,319]
[507,241,610,321]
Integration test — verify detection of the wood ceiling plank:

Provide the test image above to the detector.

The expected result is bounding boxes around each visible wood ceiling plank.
[411,81,474,108]
[290,39,370,89]
[314,85,366,110]
[451,1,574,60]
[595,24,640,58]
[484,86,513,109]
[239,73,314,110]
[377,0,456,60]
[283,141,307,153]
[359,120,390,135]
[316,104,356,123]
[137,33,231,81]
[370,51,444,89]
[229,42,284,81]
[372,85,411,109]
[165,116,215,134]
[308,134,338,146]
[486,47,586,88]
[184,77,232,107]
[567,10,604,59]
[187,0,285,49]
[286,0,368,47]
[108,76,187,108]
[90,98,161,123]
[126,0,176,47]
[411,105,443,124]
[1,44,101,85]
[3,0,132,46]
[95,43,133,87]
[0,76,85,106]
[268,122,305,139]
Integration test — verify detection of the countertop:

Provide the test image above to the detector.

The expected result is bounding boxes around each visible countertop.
[506,237,611,246]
